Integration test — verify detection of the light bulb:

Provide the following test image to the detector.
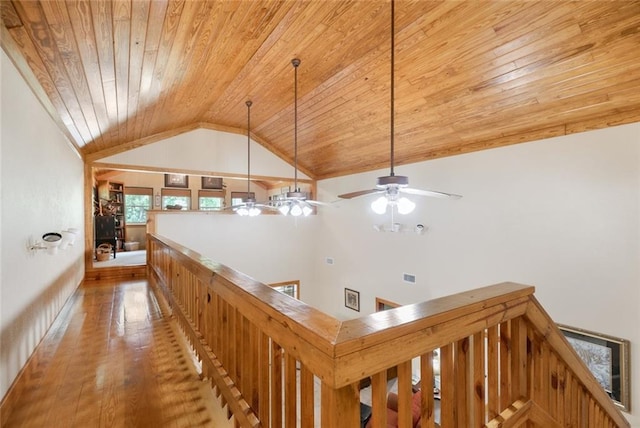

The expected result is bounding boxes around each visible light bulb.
[397,197,415,215]
[248,207,261,217]
[290,203,303,217]
[302,204,313,216]
[236,206,249,216]
[278,204,290,216]
[371,196,388,214]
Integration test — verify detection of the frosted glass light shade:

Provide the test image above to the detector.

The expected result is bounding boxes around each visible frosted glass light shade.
[290,204,303,217]
[371,196,388,214]
[278,205,290,215]
[371,194,415,215]
[397,197,415,214]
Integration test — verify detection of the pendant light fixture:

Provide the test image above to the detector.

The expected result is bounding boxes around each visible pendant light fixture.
[337,0,461,211]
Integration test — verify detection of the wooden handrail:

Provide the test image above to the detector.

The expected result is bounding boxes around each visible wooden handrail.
[523,298,629,427]
[147,233,629,427]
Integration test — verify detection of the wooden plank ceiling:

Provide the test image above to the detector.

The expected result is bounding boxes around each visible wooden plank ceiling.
[2,1,640,180]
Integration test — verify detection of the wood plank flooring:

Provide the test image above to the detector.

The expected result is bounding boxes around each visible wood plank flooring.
[2,279,233,427]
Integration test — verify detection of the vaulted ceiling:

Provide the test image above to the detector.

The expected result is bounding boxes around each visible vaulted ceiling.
[2,1,639,180]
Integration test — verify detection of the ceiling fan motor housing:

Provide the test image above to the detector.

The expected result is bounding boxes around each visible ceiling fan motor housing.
[376,175,409,188]
[285,190,307,200]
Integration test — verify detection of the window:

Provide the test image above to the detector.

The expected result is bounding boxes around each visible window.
[269,281,300,299]
[375,297,400,312]
[231,191,255,207]
[161,188,191,210]
[199,190,225,210]
[125,187,153,224]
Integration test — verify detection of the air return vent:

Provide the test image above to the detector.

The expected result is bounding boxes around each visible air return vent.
[403,273,416,284]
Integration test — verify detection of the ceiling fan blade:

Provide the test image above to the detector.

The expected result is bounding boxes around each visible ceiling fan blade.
[337,189,381,199]
[256,203,279,210]
[401,187,462,199]
[305,200,332,207]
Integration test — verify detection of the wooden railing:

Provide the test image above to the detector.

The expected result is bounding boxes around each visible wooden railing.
[147,234,629,428]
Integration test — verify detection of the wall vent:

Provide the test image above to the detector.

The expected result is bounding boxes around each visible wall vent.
[403,273,416,284]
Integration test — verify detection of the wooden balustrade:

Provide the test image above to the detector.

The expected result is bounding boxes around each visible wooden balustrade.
[147,233,629,428]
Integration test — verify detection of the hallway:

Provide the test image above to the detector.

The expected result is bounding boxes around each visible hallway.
[2,279,232,427]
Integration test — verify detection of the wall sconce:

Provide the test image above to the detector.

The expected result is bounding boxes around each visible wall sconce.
[44,233,63,254]
[373,223,428,235]
[28,228,79,255]
[60,228,79,249]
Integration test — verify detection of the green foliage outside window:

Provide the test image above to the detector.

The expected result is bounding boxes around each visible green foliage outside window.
[199,197,224,210]
[163,196,190,210]
[125,194,151,224]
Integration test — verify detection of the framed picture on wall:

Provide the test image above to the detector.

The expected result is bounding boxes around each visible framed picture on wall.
[164,173,189,188]
[345,288,360,312]
[202,176,224,190]
[558,324,630,411]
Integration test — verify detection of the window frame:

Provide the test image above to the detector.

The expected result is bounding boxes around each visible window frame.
[124,187,153,225]
[198,189,225,210]
[268,280,300,300]
[161,188,192,210]
[231,191,255,207]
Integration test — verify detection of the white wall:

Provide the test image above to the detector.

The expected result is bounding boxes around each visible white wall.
[314,123,640,424]
[0,51,85,399]
[99,127,310,180]
[155,213,317,297]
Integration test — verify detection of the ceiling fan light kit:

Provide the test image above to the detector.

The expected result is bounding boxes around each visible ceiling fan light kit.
[236,203,261,217]
[276,58,324,217]
[337,0,461,215]
[371,194,415,215]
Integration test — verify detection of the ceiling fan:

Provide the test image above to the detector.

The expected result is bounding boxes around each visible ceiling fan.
[229,100,276,216]
[276,58,329,217]
[338,0,461,214]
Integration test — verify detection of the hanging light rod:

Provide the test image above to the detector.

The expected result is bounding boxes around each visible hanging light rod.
[236,100,260,216]
[337,0,461,213]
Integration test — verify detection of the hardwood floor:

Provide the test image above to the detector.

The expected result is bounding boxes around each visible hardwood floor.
[2,279,233,427]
